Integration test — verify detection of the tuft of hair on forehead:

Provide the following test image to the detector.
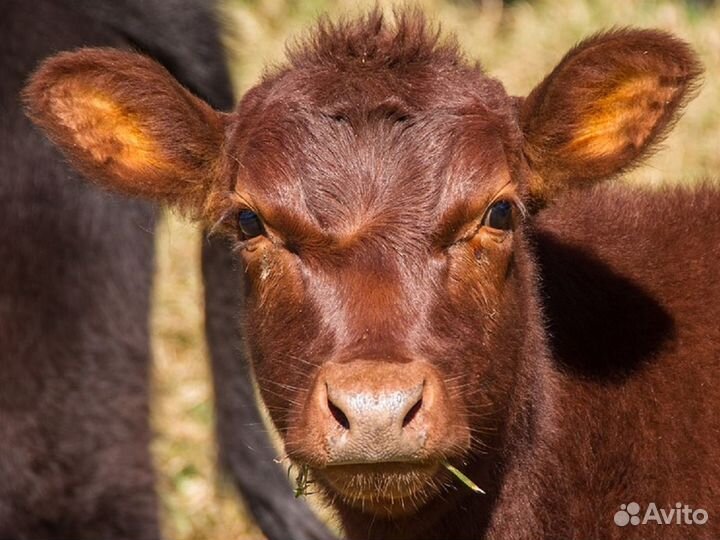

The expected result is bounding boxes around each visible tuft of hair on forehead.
[285,8,466,75]
[215,8,523,249]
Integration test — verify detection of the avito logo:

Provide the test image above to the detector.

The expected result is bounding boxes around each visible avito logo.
[614,502,708,527]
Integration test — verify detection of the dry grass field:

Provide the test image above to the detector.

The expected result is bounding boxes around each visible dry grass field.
[150,1,720,538]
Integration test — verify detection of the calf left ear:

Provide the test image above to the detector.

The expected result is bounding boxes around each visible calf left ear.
[520,29,702,202]
[23,48,227,213]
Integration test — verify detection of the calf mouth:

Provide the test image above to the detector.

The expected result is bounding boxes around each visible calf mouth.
[313,460,443,516]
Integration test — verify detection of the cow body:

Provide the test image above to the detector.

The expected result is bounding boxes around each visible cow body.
[22,9,719,540]
[1,2,330,539]
[1,3,158,537]
[521,184,720,540]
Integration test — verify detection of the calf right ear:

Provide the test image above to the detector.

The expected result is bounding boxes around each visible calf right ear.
[23,48,227,213]
[520,29,702,203]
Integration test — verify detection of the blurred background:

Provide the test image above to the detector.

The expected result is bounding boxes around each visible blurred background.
[150,0,720,538]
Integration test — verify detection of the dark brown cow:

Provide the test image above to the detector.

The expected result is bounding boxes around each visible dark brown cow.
[23,10,719,540]
[2,1,330,538]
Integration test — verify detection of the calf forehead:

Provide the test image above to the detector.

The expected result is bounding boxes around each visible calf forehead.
[225,11,522,256]
[233,76,517,240]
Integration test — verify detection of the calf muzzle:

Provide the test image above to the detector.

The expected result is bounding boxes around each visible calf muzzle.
[304,359,456,465]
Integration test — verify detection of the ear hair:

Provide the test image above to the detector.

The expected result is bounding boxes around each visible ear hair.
[520,28,703,202]
[23,48,227,213]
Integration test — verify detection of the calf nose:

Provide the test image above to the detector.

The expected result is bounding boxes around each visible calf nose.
[326,379,424,435]
[309,360,450,464]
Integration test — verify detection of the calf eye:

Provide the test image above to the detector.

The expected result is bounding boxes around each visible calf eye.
[483,200,514,231]
[238,209,265,238]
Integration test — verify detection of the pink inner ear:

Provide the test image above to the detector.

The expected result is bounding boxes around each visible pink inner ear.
[46,79,163,175]
[567,73,678,161]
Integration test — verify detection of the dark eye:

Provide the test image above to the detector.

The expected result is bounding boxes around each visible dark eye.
[483,200,514,231]
[238,209,265,238]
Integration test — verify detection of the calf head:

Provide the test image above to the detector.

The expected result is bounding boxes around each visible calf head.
[24,12,701,524]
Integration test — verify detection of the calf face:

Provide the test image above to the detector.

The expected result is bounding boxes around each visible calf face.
[24,11,701,524]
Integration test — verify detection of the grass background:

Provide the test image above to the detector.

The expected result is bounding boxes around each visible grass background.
[150,1,720,538]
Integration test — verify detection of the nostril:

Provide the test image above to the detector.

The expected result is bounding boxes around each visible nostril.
[327,398,350,430]
[402,397,423,428]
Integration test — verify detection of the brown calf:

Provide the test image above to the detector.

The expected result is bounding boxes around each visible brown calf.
[23,11,719,540]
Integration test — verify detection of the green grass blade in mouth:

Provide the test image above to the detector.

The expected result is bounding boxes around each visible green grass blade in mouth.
[443,461,486,494]
[292,463,312,498]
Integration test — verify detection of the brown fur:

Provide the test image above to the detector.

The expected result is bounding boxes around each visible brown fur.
[521,29,702,200]
[23,48,226,210]
[23,10,719,540]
